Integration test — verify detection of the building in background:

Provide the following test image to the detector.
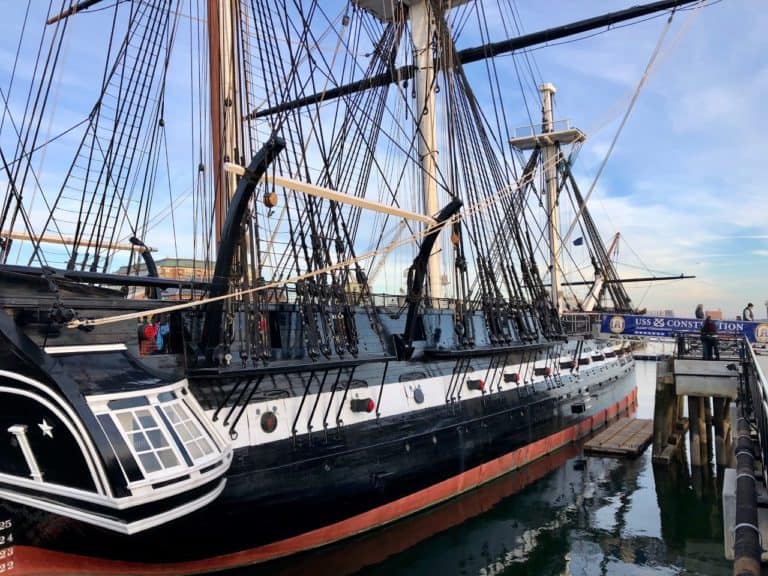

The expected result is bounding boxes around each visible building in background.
[706,309,723,320]
[645,309,676,317]
[114,258,213,299]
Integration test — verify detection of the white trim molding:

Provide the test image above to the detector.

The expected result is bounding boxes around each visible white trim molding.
[44,343,128,355]
[0,478,227,535]
[0,384,108,494]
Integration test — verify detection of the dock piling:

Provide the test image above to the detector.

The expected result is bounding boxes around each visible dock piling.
[713,397,733,467]
[653,358,681,463]
[688,396,705,467]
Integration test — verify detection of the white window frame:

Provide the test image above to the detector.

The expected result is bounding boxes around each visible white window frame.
[160,400,219,466]
[111,406,186,479]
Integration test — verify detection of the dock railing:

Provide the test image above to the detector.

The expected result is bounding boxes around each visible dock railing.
[673,332,746,362]
[561,312,599,337]
[743,339,768,490]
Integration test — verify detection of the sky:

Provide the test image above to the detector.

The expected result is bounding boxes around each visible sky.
[508,0,768,319]
[0,0,765,319]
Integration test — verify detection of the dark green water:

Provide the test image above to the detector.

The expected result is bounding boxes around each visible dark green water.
[262,359,731,576]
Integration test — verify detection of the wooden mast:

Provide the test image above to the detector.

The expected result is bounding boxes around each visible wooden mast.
[208,0,244,247]
[207,0,225,245]
[410,0,443,299]
[540,83,562,313]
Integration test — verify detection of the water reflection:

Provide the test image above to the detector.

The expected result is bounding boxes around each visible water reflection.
[653,458,726,574]
[339,444,730,576]
[255,443,633,575]
[243,442,590,576]
[287,359,730,576]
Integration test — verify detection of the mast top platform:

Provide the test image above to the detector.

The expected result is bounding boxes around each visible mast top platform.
[508,120,586,151]
[510,82,585,150]
[355,0,472,22]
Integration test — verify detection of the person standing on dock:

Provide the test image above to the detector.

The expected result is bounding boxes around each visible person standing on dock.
[743,302,754,321]
[701,315,720,360]
[695,304,704,319]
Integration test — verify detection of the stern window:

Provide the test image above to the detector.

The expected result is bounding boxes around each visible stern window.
[114,408,181,475]
[162,402,215,461]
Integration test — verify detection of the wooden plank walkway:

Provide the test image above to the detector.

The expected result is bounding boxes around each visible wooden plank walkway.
[584,418,653,457]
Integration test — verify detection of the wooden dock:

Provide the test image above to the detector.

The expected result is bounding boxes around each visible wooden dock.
[584,418,653,457]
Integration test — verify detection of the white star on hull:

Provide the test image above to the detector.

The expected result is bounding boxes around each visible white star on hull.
[38,419,54,438]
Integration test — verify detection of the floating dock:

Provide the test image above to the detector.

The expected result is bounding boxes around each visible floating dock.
[584,418,653,457]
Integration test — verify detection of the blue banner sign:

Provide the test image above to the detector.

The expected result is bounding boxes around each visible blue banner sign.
[600,314,768,344]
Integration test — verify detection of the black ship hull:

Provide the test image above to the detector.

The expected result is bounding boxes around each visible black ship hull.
[1,359,636,573]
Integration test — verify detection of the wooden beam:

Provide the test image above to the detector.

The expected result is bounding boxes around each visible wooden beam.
[223,163,437,225]
[0,231,155,252]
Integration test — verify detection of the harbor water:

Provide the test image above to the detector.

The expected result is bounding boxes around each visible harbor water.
[256,351,731,576]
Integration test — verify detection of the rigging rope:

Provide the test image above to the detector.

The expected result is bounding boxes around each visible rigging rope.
[25,0,699,333]
[65,149,570,330]
[557,7,679,254]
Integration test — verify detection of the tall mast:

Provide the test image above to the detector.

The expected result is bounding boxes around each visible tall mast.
[509,84,586,313]
[207,0,224,245]
[208,0,243,246]
[409,0,442,299]
[540,83,562,312]
[356,0,459,299]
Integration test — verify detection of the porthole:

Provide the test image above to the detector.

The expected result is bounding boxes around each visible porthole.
[261,411,278,433]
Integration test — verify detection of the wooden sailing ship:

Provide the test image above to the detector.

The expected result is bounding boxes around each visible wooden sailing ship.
[0,0,701,570]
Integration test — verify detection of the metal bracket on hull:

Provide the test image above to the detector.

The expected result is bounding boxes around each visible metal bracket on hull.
[204,137,286,360]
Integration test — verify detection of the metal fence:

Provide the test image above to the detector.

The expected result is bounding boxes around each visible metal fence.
[560,312,600,337]
[673,332,746,362]
[743,340,768,490]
